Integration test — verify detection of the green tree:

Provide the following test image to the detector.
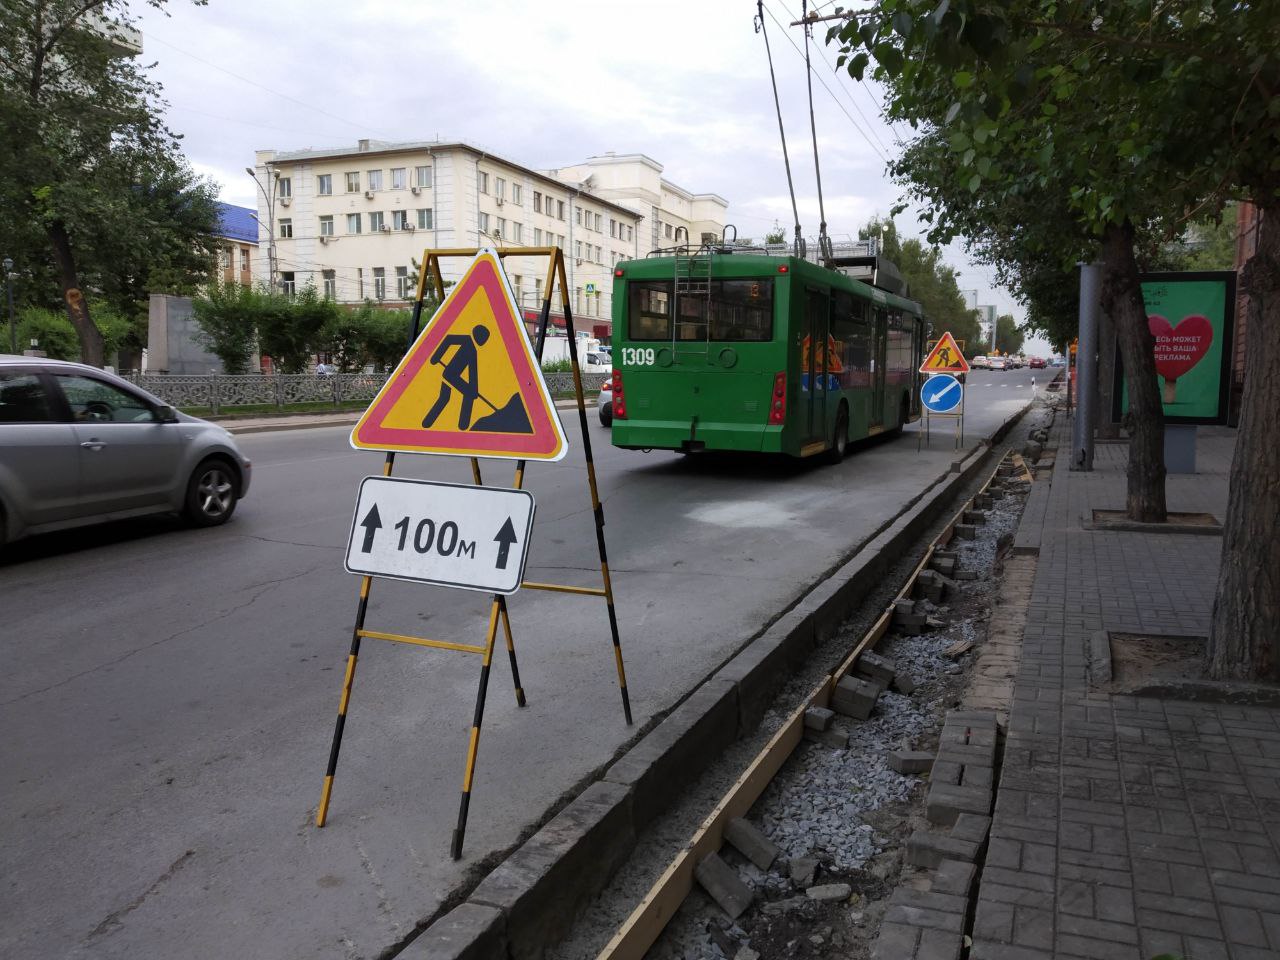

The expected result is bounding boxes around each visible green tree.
[1,1,218,368]
[17,301,138,362]
[992,314,1023,356]
[764,224,787,245]
[255,284,339,374]
[191,282,260,374]
[831,2,1280,678]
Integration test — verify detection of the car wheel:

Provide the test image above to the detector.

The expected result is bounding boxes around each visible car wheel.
[824,405,849,464]
[599,404,613,427]
[185,458,239,527]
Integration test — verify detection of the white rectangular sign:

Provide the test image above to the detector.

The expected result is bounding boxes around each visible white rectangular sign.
[345,477,535,595]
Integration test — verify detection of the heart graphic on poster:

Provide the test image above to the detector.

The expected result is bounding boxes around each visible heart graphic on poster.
[1149,314,1213,381]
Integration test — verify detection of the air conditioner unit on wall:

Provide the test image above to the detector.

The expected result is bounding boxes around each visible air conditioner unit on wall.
[379,225,391,232]
[495,197,504,206]
[364,190,375,199]
[280,196,292,207]
[319,236,329,244]
[404,224,415,232]
[411,186,421,195]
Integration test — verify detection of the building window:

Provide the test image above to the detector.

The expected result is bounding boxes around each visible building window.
[417,208,433,229]
[495,176,506,200]
[373,267,386,300]
[626,224,633,241]
[319,215,334,236]
[357,267,364,299]
[240,248,249,271]
[279,218,293,239]
[594,213,602,232]
[392,210,409,230]
[367,169,383,191]
[281,271,296,296]
[322,269,336,299]
[278,176,292,198]
[220,248,231,269]
[535,278,542,303]
[664,222,673,239]
[575,286,582,313]
[512,183,522,205]
[511,222,522,243]
[513,274,523,303]
[478,171,489,193]
[396,265,410,299]
[478,211,490,233]
[609,219,616,238]
[369,211,385,232]
[575,240,582,258]
[575,208,582,226]
[318,174,332,195]
[390,167,406,190]
[415,165,432,188]
[557,200,565,220]
[495,217,506,239]
[347,213,362,234]
[533,190,542,213]
[345,171,360,192]
[557,233,565,248]
[533,227,542,245]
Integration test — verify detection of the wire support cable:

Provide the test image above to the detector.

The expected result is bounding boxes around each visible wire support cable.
[802,0,834,267]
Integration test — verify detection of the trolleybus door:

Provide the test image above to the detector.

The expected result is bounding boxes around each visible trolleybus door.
[804,288,829,445]
[870,307,888,428]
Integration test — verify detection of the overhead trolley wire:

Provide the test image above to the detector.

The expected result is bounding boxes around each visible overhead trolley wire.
[755,0,807,258]
[760,2,889,166]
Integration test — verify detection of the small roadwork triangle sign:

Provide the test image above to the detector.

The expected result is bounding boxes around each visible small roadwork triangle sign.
[919,331,970,374]
[352,248,568,460]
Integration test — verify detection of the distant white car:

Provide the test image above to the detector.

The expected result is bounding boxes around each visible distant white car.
[987,356,1007,371]
[971,355,989,370]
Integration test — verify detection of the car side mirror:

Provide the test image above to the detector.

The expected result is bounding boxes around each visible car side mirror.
[155,404,179,422]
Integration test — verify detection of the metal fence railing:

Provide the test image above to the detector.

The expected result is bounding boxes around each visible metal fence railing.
[125,371,610,415]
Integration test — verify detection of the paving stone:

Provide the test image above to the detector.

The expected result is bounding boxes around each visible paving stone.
[951,812,992,845]
[917,928,963,960]
[831,675,879,720]
[806,882,851,902]
[803,706,834,731]
[724,817,780,871]
[694,852,753,920]
[788,856,818,888]
[857,650,897,686]
[932,859,977,897]
[926,783,992,825]
[890,750,936,775]
[906,829,981,868]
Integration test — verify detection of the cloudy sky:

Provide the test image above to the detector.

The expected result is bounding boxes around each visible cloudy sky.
[132,0,1045,350]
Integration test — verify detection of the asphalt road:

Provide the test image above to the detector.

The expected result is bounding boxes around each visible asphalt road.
[1,368,1045,960]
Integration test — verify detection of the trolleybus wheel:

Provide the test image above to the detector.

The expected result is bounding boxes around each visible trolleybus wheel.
[824,404,849,464]
[888,395,910,438]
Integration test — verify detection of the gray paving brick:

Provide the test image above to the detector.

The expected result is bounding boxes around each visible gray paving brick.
[1011,906,1054,950]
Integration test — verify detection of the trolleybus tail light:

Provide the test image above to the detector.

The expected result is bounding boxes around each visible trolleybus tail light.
[612,369,627,419]
[777,265,789,274]
[768,372,786,424]
[614,268,624,277]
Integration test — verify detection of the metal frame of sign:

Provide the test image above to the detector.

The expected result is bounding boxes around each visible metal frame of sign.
[918,374,965,451]
[315,246,633,861]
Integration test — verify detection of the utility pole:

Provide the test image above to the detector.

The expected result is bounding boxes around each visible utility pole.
[3,257,15,355]
[246,164,279,289]
[1071,262,1102,471]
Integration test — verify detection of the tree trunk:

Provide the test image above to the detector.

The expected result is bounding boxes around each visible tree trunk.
[1096,307,1121,440]
[1100,221,1166,522]
[47,219,104,367]
[1208,205,1279,681]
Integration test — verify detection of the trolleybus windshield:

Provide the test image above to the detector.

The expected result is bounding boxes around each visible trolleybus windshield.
[627,279,774,342]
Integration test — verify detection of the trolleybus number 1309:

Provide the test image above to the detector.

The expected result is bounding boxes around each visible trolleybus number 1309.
[619,347,656,366]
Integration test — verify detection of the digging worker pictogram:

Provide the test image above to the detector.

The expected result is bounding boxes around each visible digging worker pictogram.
[423,324,489,430]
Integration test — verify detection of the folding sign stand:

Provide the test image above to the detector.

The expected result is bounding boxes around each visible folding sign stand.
[316,246,632,861]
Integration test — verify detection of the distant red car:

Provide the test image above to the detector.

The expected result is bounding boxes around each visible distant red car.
[1029,357,1047,369]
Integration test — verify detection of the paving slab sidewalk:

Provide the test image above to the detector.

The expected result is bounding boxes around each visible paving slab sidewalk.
[973,424,1280,960]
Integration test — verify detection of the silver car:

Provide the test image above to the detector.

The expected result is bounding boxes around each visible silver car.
[0,356,251,545]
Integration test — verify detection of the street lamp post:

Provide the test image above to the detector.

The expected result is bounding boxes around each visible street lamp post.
[3,257,15,355]
[245,165,279,289]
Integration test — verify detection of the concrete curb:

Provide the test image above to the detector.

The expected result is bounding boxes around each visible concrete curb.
[397,401,1034,959]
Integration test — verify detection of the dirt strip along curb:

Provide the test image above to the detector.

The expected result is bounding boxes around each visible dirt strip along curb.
[394,402,1034,960]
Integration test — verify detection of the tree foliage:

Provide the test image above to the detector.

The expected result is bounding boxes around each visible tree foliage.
[993,314,1024,356]
[1,1,218,367]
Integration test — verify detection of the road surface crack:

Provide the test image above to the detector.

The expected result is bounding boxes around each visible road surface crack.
[85,849,194,940]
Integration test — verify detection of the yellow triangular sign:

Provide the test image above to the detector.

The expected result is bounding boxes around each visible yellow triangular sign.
[919,331,970,374]
[351,249,567,460]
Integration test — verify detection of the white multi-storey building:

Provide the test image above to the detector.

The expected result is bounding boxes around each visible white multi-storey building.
[248,140,728,340]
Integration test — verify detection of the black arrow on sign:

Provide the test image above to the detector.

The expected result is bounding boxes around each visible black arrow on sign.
[494,517,518,570]
[359,503,382,553]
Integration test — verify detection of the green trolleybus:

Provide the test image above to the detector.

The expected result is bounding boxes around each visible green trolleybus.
[608,245,926,461]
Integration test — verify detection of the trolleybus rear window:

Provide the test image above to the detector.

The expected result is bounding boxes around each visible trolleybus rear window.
[627,279,774,342]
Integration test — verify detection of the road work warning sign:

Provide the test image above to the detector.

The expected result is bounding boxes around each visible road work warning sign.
[919,331,970,374]
[351,248,568,460]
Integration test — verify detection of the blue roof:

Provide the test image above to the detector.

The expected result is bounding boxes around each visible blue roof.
[216,203,258,244]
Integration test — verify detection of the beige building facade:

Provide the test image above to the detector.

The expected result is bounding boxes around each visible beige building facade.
[249,141,728,339]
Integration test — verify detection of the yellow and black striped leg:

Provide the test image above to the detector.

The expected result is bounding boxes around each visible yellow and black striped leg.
[498,596,526,707]
[317,575,372,826]
[452,601,501,860]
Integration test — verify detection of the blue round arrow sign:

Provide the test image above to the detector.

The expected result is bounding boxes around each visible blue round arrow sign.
[921,374,963,413]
